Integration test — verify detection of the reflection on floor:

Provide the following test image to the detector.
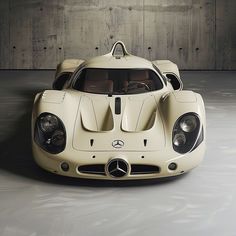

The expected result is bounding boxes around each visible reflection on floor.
[0,70,235,236]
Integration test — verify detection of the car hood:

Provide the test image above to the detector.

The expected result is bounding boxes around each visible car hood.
[70,91,166,152]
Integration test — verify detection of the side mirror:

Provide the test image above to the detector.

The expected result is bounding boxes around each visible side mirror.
[53,72,72,90]
[164,73,183,90]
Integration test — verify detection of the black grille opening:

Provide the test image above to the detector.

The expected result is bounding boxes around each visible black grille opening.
[78,164,105,175]
[115,97,121,114]
[131,164,160,175]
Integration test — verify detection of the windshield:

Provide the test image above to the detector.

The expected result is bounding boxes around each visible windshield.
[73,68,163,95]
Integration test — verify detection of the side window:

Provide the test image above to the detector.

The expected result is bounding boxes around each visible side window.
[53,72,72,90]
[165,73,182,90]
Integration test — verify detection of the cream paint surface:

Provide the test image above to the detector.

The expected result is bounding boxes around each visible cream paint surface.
[0,71,236,235]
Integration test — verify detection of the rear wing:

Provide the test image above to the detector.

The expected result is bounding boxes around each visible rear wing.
[152,60,180,78]
[152,60,182,90]
[55,59,84,79]
[53,59,84,90]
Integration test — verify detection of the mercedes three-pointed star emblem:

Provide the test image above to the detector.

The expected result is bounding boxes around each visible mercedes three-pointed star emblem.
[112,140,124,148]
[106,158,129,178]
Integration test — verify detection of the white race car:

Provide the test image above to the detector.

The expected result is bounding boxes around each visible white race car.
[32,41,206,180]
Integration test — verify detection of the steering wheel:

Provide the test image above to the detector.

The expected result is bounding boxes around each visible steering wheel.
[127,81,151,91]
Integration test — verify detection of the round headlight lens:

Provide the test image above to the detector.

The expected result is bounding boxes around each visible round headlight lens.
[35,113,66,154]
[39,114,59,133]
[172,113,201,154]
[173,132,186,146]
[180,115,197,133]
[51,130,65,146]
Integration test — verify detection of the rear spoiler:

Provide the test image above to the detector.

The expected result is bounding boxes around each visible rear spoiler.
[53,59,84,90]
[55,59,84,79]
[152,60,180,78]
[152,60,182,90]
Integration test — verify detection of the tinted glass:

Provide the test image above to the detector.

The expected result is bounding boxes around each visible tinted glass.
[73,68,163,95]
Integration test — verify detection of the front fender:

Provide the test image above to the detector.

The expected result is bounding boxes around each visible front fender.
[159,90,206,147]
[31,90,81,151]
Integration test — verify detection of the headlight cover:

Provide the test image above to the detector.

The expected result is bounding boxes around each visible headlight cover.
[34,113,66,154]
[179,115,197,133]
[173,113,203,154]
[39,114,59,133]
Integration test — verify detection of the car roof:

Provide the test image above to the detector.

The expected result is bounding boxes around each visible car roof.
[82,41,154,70]
[82,54,153,69]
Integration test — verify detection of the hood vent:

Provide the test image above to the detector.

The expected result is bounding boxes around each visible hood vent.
[80,96,114,131]
[121,96,157,132]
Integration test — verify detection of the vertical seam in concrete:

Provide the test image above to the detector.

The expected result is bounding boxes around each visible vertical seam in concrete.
[63,0,66,59]
[9,0,12,68]
[8,0,10,68]
[142,0,144,57]
[215,0,217,70]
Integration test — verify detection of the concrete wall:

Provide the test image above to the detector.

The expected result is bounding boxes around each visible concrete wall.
[0,0,235,70]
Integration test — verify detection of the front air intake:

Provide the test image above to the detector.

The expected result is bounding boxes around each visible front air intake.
[78,164,106,175]
[78,164,160,176]
[131,164,160,175]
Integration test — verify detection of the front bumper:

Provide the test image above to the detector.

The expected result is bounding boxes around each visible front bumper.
[32,140,205,180]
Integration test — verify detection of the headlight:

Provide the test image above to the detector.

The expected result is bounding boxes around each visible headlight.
[179,115,197,133]
[34,113,66,154]
[39,114,59,133]
[173,132,186,146]
[173,113,202,154]
[51,130,65,146]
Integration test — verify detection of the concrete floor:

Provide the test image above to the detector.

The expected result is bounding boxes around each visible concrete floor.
[0,70,236,236]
